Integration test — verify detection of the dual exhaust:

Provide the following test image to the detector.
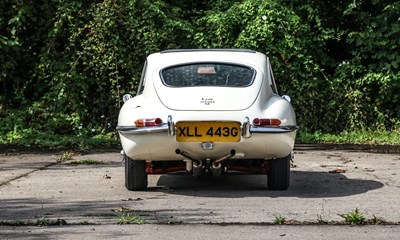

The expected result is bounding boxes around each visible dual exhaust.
[175,149,236,177]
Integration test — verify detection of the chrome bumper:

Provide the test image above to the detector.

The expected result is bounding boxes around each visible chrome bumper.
[250,125,299,133]
[116,125,169,134]
[117,115,298,136]
[116,124,298,135]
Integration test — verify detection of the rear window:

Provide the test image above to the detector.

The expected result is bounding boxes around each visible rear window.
[161,63,255,87]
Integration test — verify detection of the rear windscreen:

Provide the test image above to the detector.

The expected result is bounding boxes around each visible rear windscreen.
[161,63,255,87]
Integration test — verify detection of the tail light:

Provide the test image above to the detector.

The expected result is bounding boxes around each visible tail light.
[253,118,281,126]
[134,118,163,127]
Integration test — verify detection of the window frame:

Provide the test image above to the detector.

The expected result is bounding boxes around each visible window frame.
[136,60,148,96]
[159,62,256,88]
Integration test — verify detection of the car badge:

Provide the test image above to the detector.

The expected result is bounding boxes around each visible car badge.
[200,98,215,105]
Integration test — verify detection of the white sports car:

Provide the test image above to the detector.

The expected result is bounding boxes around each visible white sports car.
[117,49,298,191]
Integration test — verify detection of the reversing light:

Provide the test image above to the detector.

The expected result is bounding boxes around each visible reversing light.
[134,118,163,127]
[253,118,281,126]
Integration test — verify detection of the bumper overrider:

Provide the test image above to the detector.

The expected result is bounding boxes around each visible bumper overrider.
[116,116,299,137]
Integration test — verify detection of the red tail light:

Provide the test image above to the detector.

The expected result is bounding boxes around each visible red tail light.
[253,118,281,126]
[134,118,163,127]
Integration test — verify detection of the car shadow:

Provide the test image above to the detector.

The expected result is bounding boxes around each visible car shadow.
[153,170,384,198]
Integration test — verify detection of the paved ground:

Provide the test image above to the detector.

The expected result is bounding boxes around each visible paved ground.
[0,146,399,239]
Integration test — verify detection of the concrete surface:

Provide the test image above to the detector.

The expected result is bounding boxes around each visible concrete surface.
[0,147,399,239]
[1,225,400,240]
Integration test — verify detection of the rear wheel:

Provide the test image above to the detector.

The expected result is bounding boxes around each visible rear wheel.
[124,154,148,191]
[267,154,291,190]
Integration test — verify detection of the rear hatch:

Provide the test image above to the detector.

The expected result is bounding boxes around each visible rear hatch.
[153,63,262,111]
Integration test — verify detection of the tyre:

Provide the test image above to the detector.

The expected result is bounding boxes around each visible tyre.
[124,154,148,191]
[267,154,291,190]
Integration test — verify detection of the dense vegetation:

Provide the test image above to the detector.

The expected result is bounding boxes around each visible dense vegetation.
[1,0,399,148]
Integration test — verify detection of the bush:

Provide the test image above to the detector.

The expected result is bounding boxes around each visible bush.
[0,0,398,148]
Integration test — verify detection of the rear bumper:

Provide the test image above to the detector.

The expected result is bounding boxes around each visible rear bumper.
[116,124,298,135]
[250,125,299,133]
[116,125,168,134]
[117,116,298,161]
[118,131,297,161]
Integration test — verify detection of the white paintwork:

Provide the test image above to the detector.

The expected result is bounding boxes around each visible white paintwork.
[118,49,297,161]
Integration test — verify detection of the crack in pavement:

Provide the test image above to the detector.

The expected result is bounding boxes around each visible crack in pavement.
[0,161,59,187]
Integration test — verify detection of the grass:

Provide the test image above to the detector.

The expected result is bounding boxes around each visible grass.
[0,130,119,151]
[297,129,400,145]
[339,208,366,225]
[36,216,50,226]
[116,212,146,225]
[0,220,27,226]
[58,151,74,162]
[0,219,73,226]
[1,128,399,151]
[0,212,394,226]
[70,159,105,165]
[58,151,105,165]
[273,215,286,225]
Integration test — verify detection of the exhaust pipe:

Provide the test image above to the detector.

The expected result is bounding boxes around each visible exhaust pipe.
[175,149,204,176]
[175,149,201,165]
[192,160,204,177]
[211,150,236,177]
[176,149,236,177]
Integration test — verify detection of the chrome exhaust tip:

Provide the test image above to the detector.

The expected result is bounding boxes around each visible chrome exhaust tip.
[175,149,204,176]
[210,161,222,177]
[210,150,236,177]
[193,160,204,177]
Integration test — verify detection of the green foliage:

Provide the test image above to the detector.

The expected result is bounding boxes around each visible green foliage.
[0,0,191,148]
[58,151,74,162]
[192,0,399,133]
[297,129,400,145]
[330,1,400,132]
[273,215,286,225]
[36,216,50,227]
[116,212,146,225]
[344,1,400,71]
[70,159,105,165]
[0,0,399,149]
[339,208,366,225]
[333,68,400,131]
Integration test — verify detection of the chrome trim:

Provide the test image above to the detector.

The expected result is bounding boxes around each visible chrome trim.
[116,124,168,134]
[117,123,298,135]
[250,125,299,133]
[201,142,214,150]
[242,117,251,139]
[167,115,175,137]
[175,149,202,165]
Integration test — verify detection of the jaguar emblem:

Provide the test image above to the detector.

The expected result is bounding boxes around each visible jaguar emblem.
[200,98,215,105]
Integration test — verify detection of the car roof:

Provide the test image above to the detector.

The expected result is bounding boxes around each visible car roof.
[146,49,268,69]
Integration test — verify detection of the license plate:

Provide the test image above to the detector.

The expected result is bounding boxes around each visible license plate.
[176,121,241,142]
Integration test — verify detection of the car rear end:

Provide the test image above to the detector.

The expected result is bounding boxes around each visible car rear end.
[117,49,298,190]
